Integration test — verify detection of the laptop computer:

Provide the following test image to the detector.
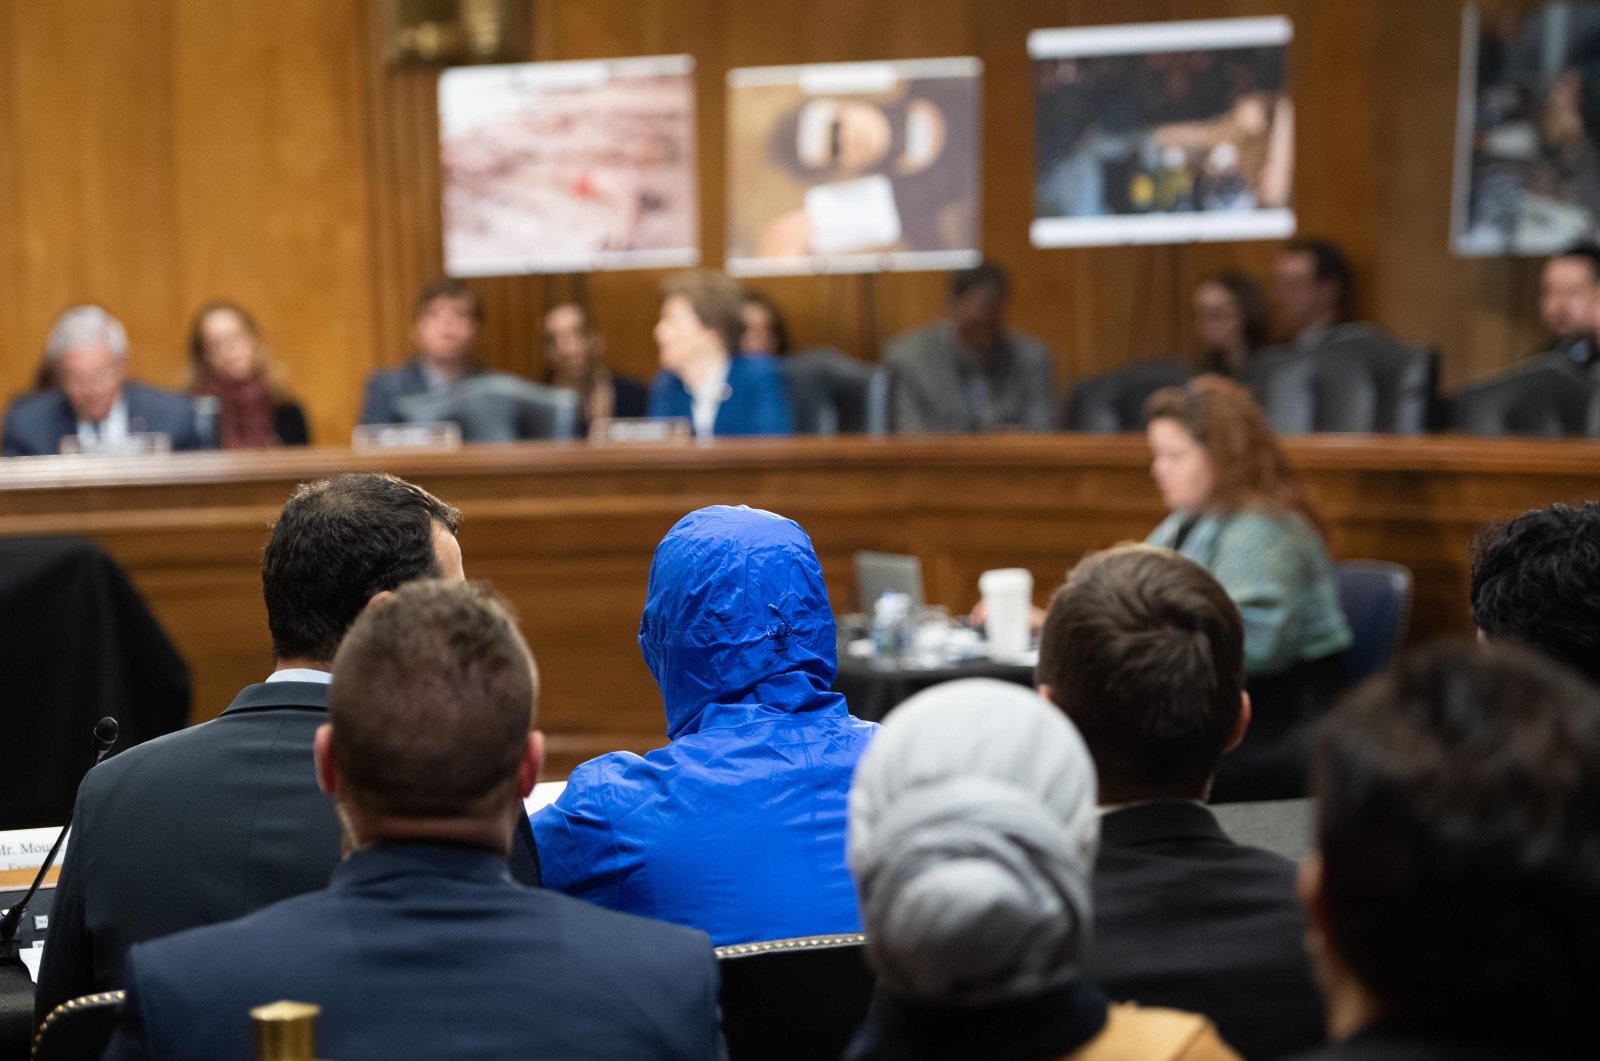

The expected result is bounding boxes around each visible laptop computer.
[854,551,926,612]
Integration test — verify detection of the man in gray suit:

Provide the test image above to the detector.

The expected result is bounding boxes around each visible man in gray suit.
[882,261,1055,433]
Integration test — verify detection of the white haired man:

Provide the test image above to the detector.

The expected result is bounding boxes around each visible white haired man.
[2,305,201,456]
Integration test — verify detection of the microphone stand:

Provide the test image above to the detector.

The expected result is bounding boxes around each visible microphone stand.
[0,718,119,960]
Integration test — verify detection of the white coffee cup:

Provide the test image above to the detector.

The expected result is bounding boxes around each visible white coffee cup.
[978,568,1034,661]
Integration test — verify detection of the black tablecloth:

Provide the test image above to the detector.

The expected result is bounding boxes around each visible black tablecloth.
[0,536,190,830]
[834,655,1034,722]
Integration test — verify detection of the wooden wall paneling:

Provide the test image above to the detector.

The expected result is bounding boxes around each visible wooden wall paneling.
[168,0,378,449]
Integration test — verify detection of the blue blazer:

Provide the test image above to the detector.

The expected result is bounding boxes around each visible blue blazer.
[1,382,202,457]
[647,356,793,437]
[102,843,727,1061]
[358,360,485,425]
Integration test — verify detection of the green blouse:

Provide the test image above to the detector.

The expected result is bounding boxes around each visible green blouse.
[1147,508,1353,678]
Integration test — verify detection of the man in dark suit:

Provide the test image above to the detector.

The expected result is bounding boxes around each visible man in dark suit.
[1,305,201,456]
[882,260,1054,434]
[1288,643,1600,1061]
[102,581,726,1061]
[1036,543,1324,1060]
[358,278,485,425]
[35,473,539,1023]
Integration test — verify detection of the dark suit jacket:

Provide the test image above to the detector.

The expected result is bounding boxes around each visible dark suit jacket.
[102,843,727,1061]
[358,360,484,426]
[648,356,793,437]
[34,680,542,1022]
[881,322,1055,434]
[1089,801,1325,1060]
[1,382,202,457]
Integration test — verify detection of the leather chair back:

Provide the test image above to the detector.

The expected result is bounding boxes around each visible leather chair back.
[32,990,123,1061]
[1248,329,1437,434]
[397,373,581,441]
[1062,360,1194,432]
[1335,560,1412,686]
[716,933,874,1061]
[1449,364,1600,437]
[781,350,889,436]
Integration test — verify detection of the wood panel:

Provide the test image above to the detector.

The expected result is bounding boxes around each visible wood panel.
[1,435,1594,778]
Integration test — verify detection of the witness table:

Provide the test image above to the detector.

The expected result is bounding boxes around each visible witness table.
[0,434,1592,777]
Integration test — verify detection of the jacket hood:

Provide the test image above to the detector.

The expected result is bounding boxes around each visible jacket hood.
[639,505,840,738]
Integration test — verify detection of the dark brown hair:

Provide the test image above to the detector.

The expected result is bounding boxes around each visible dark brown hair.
[1312,641,1600,1050]
[413,277,484,323]
[662,270,745,354]
[1198,272,1270,373]
[1037,544,1245,802]
[186,300,289,395]
[330,580,537,819]
[1144,374,1326,536]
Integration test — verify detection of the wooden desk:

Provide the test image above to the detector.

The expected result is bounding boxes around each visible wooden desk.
[1,435,1594,776]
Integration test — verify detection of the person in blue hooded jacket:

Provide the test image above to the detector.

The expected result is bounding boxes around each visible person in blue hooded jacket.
[531,504,876,946]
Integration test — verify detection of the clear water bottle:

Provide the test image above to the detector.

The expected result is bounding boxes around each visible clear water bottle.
[872,591,913,661]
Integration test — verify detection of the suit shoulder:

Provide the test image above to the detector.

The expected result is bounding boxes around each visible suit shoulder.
[1010,332,1052,362]
[540,889,716,970]
[881,324,941,364]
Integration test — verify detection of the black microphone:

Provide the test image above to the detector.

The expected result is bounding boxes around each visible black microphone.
[0,717,119,949]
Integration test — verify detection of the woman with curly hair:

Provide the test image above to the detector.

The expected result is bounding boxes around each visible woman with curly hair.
[1143,374,1350,802]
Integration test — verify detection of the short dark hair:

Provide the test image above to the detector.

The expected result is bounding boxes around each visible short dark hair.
[330,580,536,819]
[413,277,483,323]
[1552,242,1600,282]
[950,260,1010,302]
[1283,238,1353,309]
[262,473,462,664]
[1470,502,1600,685]
[1036,544,1245,802]
[740,289,791,356]
[1312,641,1600,1050]
[1208,272,1271,354]
[661,270,745,354]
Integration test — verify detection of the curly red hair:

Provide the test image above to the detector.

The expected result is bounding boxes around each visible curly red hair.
[1144,374,1326,537]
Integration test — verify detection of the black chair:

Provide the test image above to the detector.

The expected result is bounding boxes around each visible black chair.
[1248,329,1437,434]
[396,373,581,442]
[716,933,873,1061]
[31,990,123,1061]
[781,350,889,436]
[1449,364,1600,437]
[1335,560,1412,686]
[1062,360,1193,432]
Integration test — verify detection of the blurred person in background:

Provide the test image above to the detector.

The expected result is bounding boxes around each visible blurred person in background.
[1193,273,1271,378]
[541,301,648,436]
[647,270,792,437]
[3,304,201,456]
[883,260,1055,434]
[359,278,484,426]
[1144,376,1350,801]
[1272,239,1354,350]
[739,289,792,357]
[187,301,309,448]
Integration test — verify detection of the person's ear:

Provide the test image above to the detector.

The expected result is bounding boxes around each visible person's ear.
[516,730,545,799]
[363,589,395,614]
[1037,684,1055,707]
[314,724,339,797]
[591,332,607,360]
[1225,691,1252,754]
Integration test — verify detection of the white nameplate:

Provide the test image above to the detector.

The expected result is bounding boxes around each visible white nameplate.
[588,418,692,446]
[58,431,172,457]
[351,421,463,451]
[0,826,66,873]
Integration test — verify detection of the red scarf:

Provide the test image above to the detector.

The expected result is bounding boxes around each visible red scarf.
[195,374,278,449]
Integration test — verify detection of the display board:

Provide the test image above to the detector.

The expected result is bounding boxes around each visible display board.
[726,57,983,277]
[1029,17,1296,248]
[439,54,699,275]
[1453,3,1600,256]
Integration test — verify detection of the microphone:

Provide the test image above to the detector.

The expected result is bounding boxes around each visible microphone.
[0,717,119,949]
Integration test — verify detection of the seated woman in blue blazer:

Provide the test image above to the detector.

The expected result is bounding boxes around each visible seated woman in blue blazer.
[648,270,793,437]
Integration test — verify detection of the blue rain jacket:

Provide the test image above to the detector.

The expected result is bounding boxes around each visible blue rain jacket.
[532,505,877,946]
